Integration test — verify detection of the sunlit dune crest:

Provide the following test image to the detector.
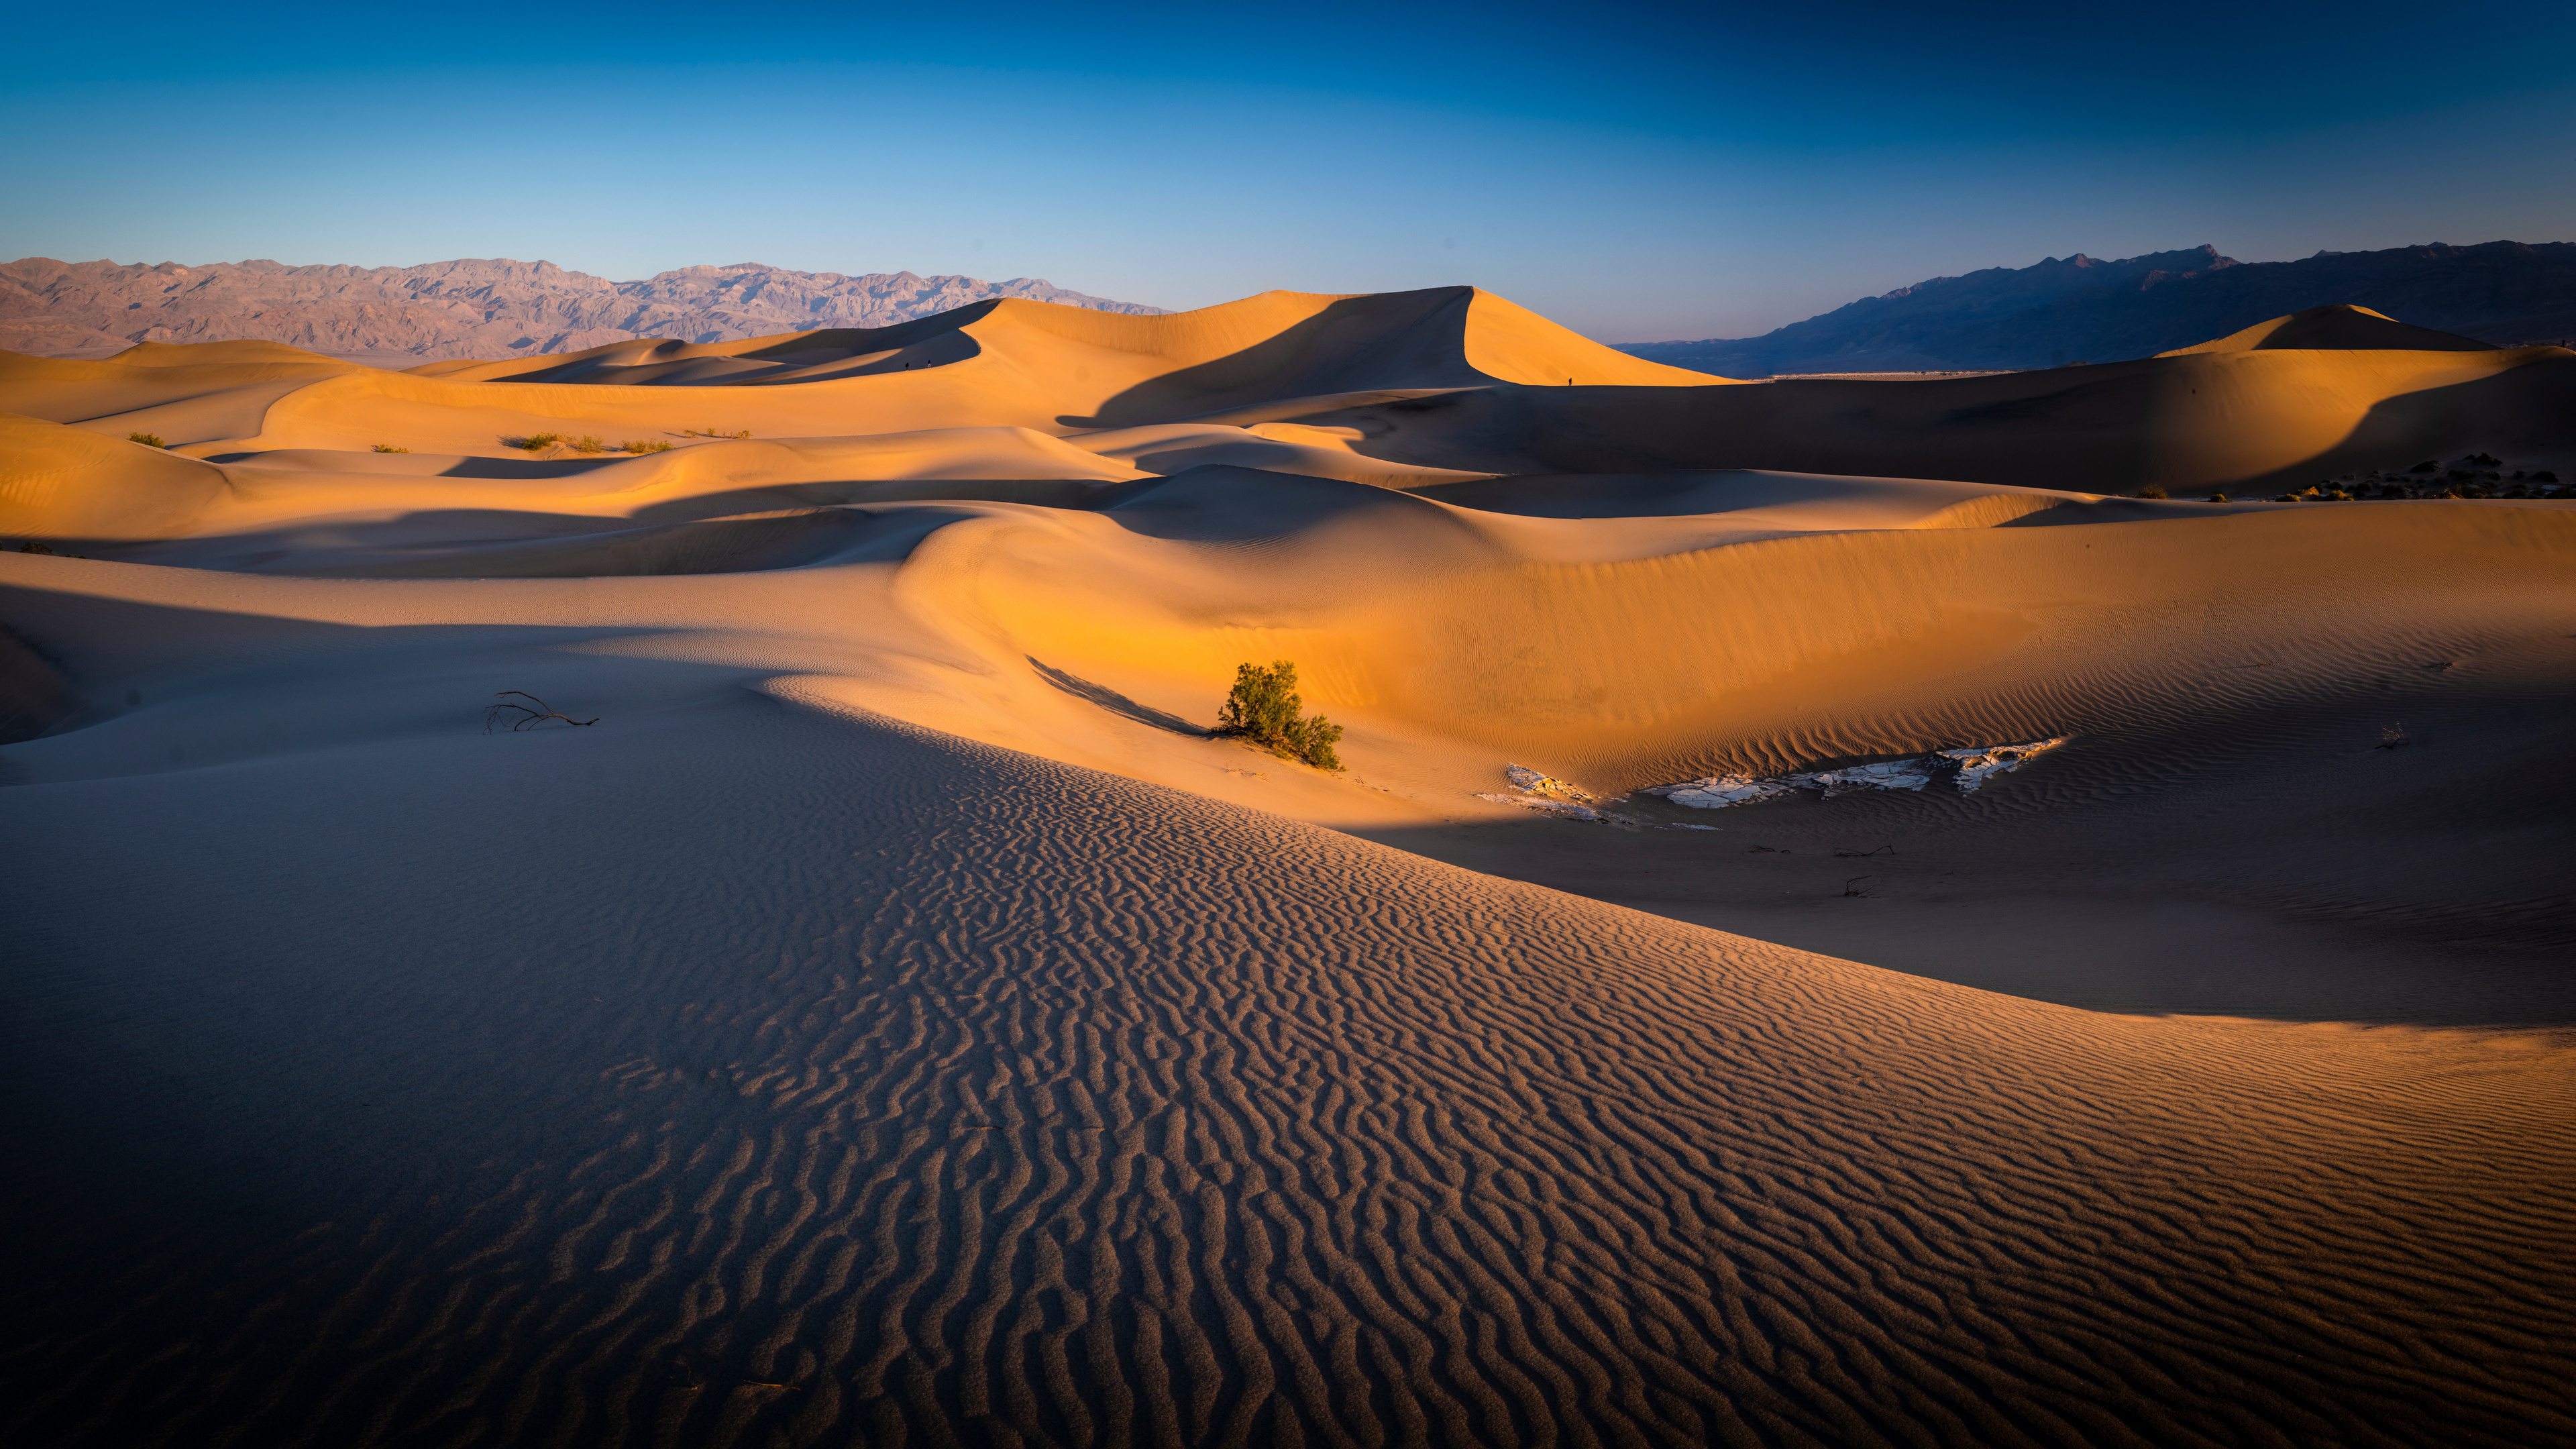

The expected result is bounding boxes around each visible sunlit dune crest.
[4,286,2573,1447]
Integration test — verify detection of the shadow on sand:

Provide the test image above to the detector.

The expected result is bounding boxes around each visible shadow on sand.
[1028,656,1207,736]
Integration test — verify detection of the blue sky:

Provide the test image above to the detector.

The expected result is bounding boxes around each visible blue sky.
[6,1,2572,341]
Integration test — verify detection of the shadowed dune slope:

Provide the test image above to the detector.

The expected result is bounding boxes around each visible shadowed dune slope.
[417,287,1721,414]
[2158,303,2498,356]
[8,290,2566,498]
[4,686,2569,1449]
[1265,343,2576,492]
[0,289,1707,458]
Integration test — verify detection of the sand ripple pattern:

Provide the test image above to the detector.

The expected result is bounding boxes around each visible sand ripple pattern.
[5,706,2573,1447]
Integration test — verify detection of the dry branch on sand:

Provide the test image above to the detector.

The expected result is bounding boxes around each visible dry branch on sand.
[1214,660,1342,770]
[482,691,598,733]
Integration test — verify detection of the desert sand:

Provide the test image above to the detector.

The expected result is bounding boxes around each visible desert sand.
[3,286,2573,1446]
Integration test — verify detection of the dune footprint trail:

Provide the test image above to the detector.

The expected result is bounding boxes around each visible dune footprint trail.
[4,286,2575,1446]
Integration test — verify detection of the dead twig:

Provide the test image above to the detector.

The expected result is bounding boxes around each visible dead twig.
[1835,842,1896,858]
[1842,875,1880,898]
[484,691,599,733]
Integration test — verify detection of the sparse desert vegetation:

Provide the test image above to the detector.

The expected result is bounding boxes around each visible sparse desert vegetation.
[1215,659,1344,770]
[126,431,166,448]
[370,443,409,453]
[621,439,673,453]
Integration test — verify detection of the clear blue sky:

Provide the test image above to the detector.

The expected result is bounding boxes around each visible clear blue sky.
[7,1,2572,341]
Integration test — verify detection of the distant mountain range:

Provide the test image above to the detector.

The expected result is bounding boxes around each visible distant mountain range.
[0,258,1165,360]
[1622,240,2576,376]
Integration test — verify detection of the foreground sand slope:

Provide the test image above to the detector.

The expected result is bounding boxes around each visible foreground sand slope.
[4,659,2569,1448]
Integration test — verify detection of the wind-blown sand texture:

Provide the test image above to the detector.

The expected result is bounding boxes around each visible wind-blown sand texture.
[5,286,2574,1447]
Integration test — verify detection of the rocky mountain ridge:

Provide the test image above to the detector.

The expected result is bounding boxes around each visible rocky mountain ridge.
[1625,240,2576,375]
[0,257,1165,360]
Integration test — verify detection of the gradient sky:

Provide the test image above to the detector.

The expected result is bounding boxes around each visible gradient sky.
[7,1,2573,341]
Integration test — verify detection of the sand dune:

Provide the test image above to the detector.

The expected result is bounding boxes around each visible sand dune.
[4,287,2572,1446]
[2157,302,2499,354]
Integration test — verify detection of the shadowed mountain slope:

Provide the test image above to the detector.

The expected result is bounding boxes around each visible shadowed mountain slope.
[1626,239,2576,374]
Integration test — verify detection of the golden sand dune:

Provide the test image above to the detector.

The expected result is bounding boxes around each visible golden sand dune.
[3,288,2572,1447]
[2157,302,2498,354]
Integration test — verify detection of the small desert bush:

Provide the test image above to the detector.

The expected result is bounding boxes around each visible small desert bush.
[127,431,167,448]
[2206,492,2229,502]
[371,443,409,453]
[570,435,606,454]
[621,439,673,454]
[2134,484,2167,500]
[685,427,753,439]
[1216,659,1344,771]
[17,539,56,555]
[511,432,564,453]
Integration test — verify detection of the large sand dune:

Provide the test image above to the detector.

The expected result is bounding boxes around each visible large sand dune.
[4,288,2573,1446]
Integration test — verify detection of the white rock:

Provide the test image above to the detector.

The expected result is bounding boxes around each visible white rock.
[1635,738,2070,810]
[1503,764,1595,800]
[1645,774,1799,809]
[1794,761,1935,796]
[1935,738,2068,793]
[1476,792,1603,822]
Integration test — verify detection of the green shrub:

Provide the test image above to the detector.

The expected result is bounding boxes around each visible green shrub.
[1216,659,1344,770]
[371,443,409,453]
[127,431,167,448]
[511,432,564,453]
[621,439,673,453]
[570,434,606,454]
